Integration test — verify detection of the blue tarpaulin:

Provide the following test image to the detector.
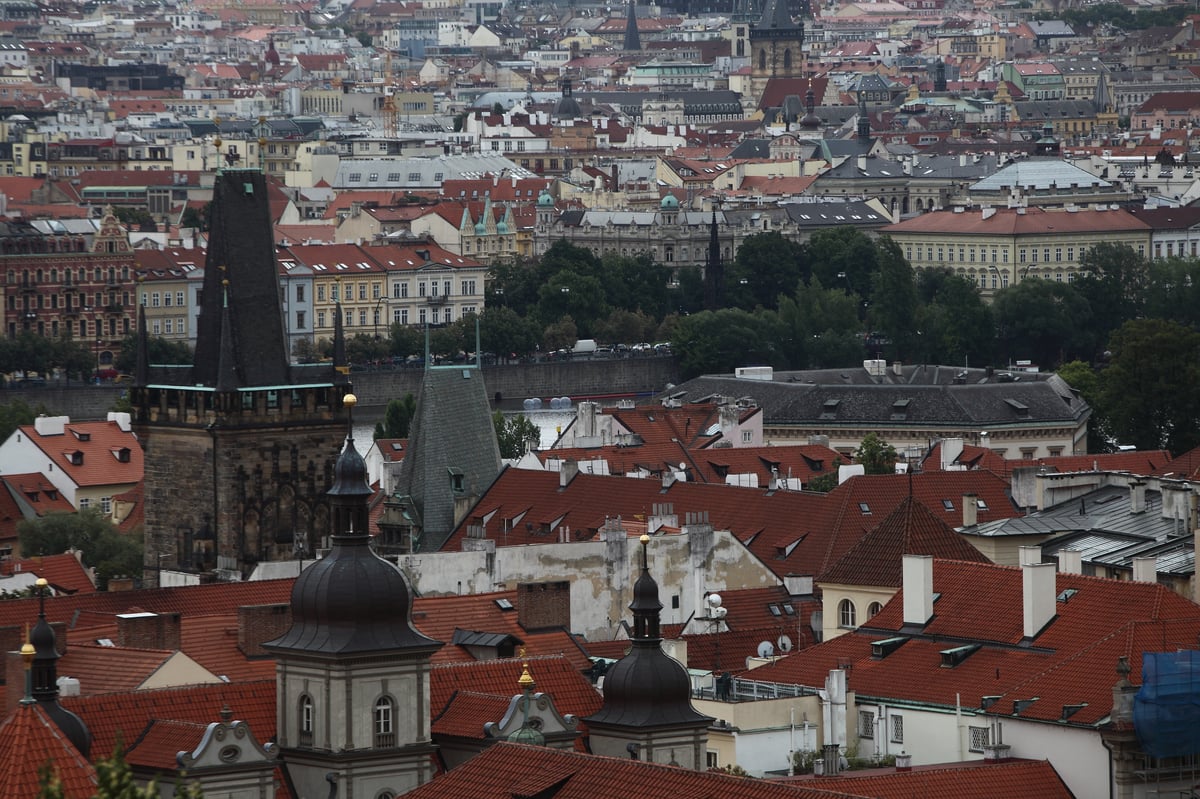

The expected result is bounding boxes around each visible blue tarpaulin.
[1134,651,1200,759]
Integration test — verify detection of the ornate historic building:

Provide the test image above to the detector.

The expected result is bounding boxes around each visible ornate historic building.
[749,0,807,103]
[131,169,351,583]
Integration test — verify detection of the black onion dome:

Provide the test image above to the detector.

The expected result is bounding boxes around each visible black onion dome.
[586,645,710,728]
[265,543,441,655]
[328,436,371,499]
[30,617,55,660]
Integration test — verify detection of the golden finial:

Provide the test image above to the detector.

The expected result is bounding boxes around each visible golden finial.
[517,647,535,691]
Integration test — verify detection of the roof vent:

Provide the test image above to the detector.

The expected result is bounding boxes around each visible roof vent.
[871,636,908,659]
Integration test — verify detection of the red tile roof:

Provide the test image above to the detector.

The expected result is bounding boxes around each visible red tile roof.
[16,419,142,491]
[746,559,1200,727]
[431,655,602,721]
[0,702,96,799]
[57,644,181,694]
[432,691,512,738]
[820,497,990,588]
[0,552,95,595]
[785,757,1074,798]
[883,206,1151,236]
[64,680,277,762]
[124,719,208,770]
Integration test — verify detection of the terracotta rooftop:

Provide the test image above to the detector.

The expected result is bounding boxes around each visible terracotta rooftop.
[746,559,1200,727]
[782,757,1074,798]
[0,702,96,799]
[0,552,94,595]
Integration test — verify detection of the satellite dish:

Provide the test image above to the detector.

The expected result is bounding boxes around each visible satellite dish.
[757,640,775,658]
[777,634,793,653]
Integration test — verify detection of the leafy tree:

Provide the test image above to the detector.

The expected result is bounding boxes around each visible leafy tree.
[480,306,539,359]
[672,308,786,379]
[114,334,192,374]
[1099,319,1200,453]
[868,238,918,361]
[1143,256,1200,330]
[913,269,995,367]
[855,432,898,475]
[806,227,878,299]
[670,265,707,315]
[776,277,863,369]
[536,271,607,333]
[18,511,143,590]
[345,333,388,365]
[112,206,157,232]
[179,204,208,232]
[542,316,578,352]
[0,398,42,442]
[592,309,656,346]
[991,278,1092,369]
[428,326,461,360]
[292,338,318,364]
[374,394,416,440]
[492,410,540,457]
[1072,242,1147,358]
[1057,360,1111,454]
[389,323,424,359]
[726,231,807,311]
[806,471,840,493]
[54,338,98,382]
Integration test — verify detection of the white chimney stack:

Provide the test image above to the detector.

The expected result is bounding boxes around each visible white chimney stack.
[962,494,978,527]
[903,555,934,627]
[1023,562,1057,639]
[1130,481,1147,514]
[1018,545,1042,567]
[1132,556,1157,583]
[1057,549,1082,574]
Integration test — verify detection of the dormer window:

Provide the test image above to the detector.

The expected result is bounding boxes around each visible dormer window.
[448,467,465,494]
[67,450,83,466]
[112,447,131,463]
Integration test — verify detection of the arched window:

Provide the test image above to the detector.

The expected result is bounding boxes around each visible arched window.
[867,601,883,618]
[838,599,857,629]
[759,49,766,71]
[783,49,792,70]
[299,695,314,745]
[374,697,395,747]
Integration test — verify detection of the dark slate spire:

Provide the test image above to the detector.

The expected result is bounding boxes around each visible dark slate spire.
[857,91,871,142]
[623,0,641,51]
[134,285,149,389]
[584,536,713,730]
[29,579,92,757]
[264,394,442,657]
[193,169,290,388]
[332,291,348,386]
[704,206,723,311]
[757,0,799,31]
[934,60,947,92]
[215,276,239,394]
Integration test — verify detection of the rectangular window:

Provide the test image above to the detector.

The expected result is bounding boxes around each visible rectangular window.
[462,280,476,295]
[101,497,112,514]
[969,726,990,752]
[400,309,409,325]
[297,311,306,329]
[443,280,451,296]
[419,282,426,297]
[152,321,161,335]
[164,319,173,334]
[296,285,305,302]
[890,715,903,744]
[359,283,367,300]
[79,498,90,510]
[151,292,161,307]
[317,311,326,328]
[1055,248,1062,262]
[418,308,426,324]
[163,292,172,307]
[1019,249,1026,263]
[372,282,381,299]
[359,310,367,326]
[741,430,752,443]
[408,172,421,182]
[858,710,875,739]
[317,285,326,302]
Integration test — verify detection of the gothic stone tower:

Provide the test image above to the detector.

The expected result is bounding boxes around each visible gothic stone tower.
[749,0,805,103]
[131,169,351,584]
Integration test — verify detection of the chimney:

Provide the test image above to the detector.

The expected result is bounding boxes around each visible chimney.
[1022,563,1056,639]
[1130,481,1146,514]
[117,611,181,651]
[1057,549,1082,574]
[238,604,292,657]
[823,743,841,776]
[1132,556,1157,583]
[895,752,912,771]
[891,361,902,376]
[107,576,135,591]
[1018,545,1041,566]
[517,581,571,630]
[962,494,978,527]
[902,554,934,627]
[559,460,579,488]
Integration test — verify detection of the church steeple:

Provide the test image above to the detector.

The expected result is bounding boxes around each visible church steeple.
[623,0,641,51]
[857,91,872,142]
[29,579,92,757]
[583,536,713,768]
[704,205,723,311]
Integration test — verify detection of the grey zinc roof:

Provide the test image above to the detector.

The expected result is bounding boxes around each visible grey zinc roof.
[332,155,534,188]
[783,201,890,227]
[820,153,1001,181]
[663,366,1087,428]
[970,158,1113,192]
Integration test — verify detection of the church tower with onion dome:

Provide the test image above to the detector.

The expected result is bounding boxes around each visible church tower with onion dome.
[264,393,444,798]
[584,535,713,769]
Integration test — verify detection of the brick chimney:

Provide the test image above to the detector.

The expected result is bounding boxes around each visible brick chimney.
[517,581,571,630]
[116,612,181,650]
[238,604,292,657]
[1057,549,1082,574]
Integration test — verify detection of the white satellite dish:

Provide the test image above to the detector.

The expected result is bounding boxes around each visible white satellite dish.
[777,634,794,653]
[757,640,775,658]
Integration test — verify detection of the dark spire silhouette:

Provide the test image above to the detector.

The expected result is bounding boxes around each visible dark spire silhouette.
[704,205,723,310]
[857,91,871,142]
[30,579,92,756]
[134,284,149,388]
[623,0,641,51]
[332,288,348,386]
[215,275,239,393]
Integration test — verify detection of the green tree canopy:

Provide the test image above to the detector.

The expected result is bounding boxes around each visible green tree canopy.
[726,231,808,311]
[1099,319,1200,453]
[374,394,416,440]
[492,411,540,457]
[992,278,1092,369]
[672,308,786,379]
[855,432,898,475]
[18,511,143,590]
[868,238,918,361]
[114,335,193,374]
[913,269,995,367]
